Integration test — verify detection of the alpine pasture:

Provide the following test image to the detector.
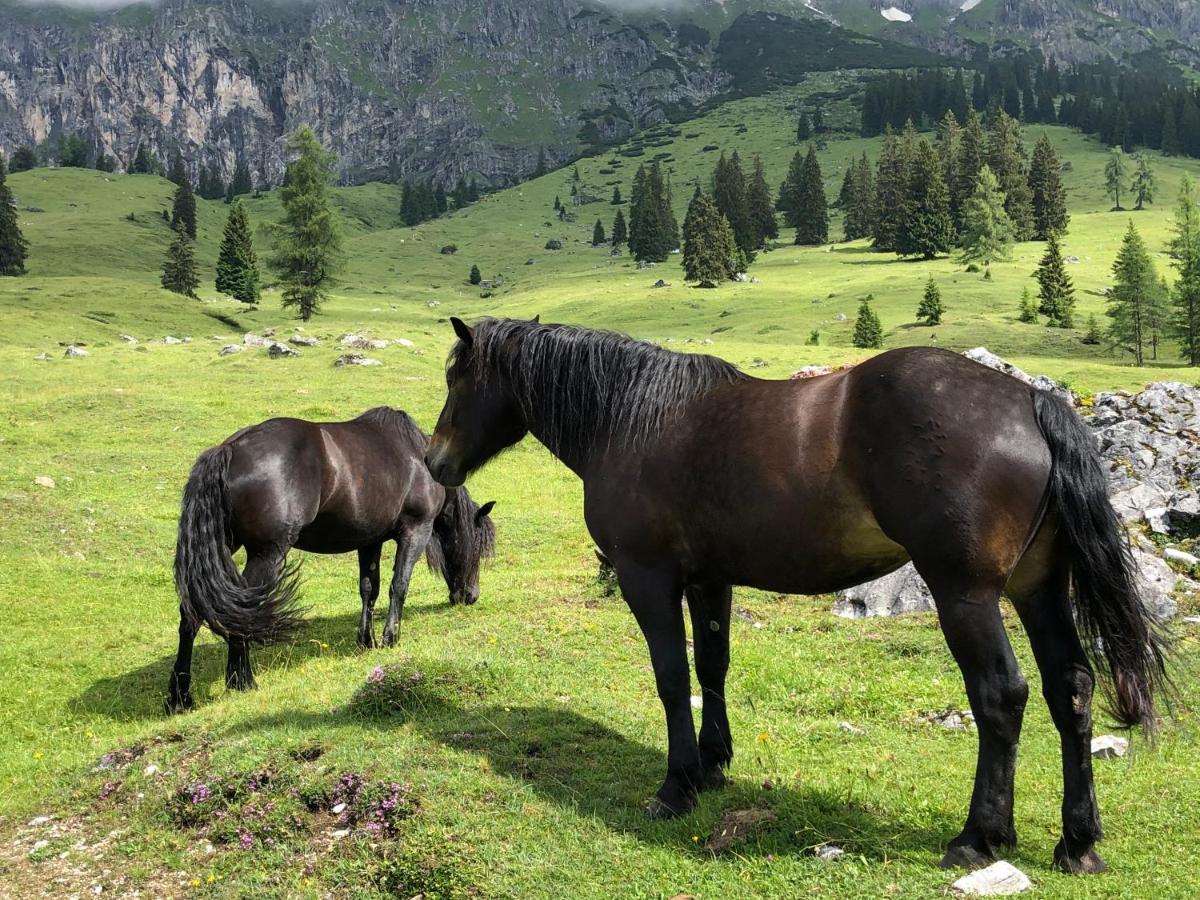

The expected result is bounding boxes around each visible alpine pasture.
[1,82,1198,897]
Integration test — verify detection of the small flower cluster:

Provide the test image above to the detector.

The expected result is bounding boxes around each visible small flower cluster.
[348,660,432,718]
[168,769,307,850]
[330,772,417,838]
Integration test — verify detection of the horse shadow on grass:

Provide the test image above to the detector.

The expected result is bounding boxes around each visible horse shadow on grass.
[227,685,959,863]
[68,603,452,722]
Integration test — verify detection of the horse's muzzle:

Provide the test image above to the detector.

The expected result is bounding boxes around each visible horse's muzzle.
[424,447,464,488]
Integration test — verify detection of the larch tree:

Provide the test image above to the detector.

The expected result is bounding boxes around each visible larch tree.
[1132,154,1156,210]
[1105,148,1128,210]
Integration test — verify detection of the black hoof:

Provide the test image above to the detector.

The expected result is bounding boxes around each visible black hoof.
[357,631,376,650]
[645,780,698,819]
[1054,841,1108,874]
[381,630,398,648]
[939,843,995,870]
[226,675,257,692]
[164,694,194,715]
[698,765,728,793]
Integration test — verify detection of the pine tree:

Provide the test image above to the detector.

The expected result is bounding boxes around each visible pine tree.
[1018,286,1039,323]
[952,110,986,234]
[746,155,777,246]
[131,144,155,175]
[937,110,962,230]
[842,154,875,242]
[987,111,1034,240]
[611,208,628,247]
[1107,221,1159,365]
[1169,174,1200,365]
[1035,233,1076,328]
[215,201,260,304]
[168,152,187,186]
[1132,154,1156,210]
[628,165,648,259]
[852,298,884,349]
[789,145,829,246]
[611,186,622,205]
[796,114,811,142]
[1028,134,1069,239]
[0,155,29,276]
[267,126,342,321]
[712,151,755,256]
[231,159,253,197]
[682,191,737,287]
[161,225,199,298]
[896,139,953,259]
[592,219,606,246]
[629,162,678,263]
[534,146,547,178]
[1105,148,1128,211]
[873,127,910,251]
[9,146,37,173]
[170,176,197,239]
[960,164,1015,265]
[469,264,481,285]
[917,276,944,325]
[553,195,561,212]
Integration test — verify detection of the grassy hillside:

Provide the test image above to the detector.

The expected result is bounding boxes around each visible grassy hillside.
[2,81,1199,897]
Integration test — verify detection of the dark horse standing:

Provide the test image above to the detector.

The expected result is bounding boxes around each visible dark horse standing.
[168,406,495,713]
[425,317,1169,874]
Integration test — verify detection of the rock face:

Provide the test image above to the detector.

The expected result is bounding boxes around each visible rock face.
[833,349,1197,621]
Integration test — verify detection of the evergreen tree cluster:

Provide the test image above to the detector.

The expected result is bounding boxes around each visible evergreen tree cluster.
[779,145,828,246]
[215,201,260,304]
[400,179,449,226]
[0,154,29,276]
[627,162,679,263]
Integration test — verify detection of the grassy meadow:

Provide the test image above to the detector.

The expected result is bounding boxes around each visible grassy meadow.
[2,80,1199,897]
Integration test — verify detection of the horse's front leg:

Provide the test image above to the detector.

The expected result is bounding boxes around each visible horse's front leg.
[381,524,432,648]
[618,561,700,818]
[685,583,733,792]
[357,544,383,649]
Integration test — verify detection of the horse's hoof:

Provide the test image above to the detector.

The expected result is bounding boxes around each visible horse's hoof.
[698,765,727,793]
[645,797,684,819]
[1054,841,1108,874]
[939,844,995,870]
[645,782,697,819]
[164,695,194,715]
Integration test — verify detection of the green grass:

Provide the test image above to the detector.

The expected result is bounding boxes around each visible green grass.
[2,85,1199,897]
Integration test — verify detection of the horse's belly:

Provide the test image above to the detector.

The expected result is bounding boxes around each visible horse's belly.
[294,517,394,554]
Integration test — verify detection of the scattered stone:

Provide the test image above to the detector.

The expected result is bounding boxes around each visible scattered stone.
[651,279,670,288]
[143,764,158,776]
[243,333,271,347]
[636,260,657,269]
[34,475,55,489]
[119,335,137,344]
[951,860,1032,895]
[218,344,243,356]
[334,354,382,367]
[162,336,182,344]
[64,345,89,357]
[290,336,319,347]
[921,709,975,730]
[1182,616,1200,625]
[837,721,865,736]
[704,808,777,854]
[330,802,347,815]
[1065,255,1081,264]
[331,828,350,839]
[833,563,934,618]
[27,816,51,827]
[340,334,388,350]
[1091,735,1129,759]
[793,364,834,379]
[833,312,847,321]
[267,342,299,358]
[1164,547,1199,569]
[732,272,749,283]
[393,338,414,347]
[29,839,49,855]
[34,352,50,361]
[814,843,845,861]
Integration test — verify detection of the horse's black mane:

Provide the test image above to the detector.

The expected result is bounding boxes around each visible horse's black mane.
[451,318,746,459]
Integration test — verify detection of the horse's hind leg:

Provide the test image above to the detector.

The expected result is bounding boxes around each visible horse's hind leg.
[1008,533,1106,874]
[226,549,283,691]
[166,605,198,714]
[920,570,1028,869]
[381,524,432,648]
[357,543,383,649]
[685,583,733,792]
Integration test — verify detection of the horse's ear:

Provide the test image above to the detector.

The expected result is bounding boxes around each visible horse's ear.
[451,316,474,346]
[531,314,541,324]
[475,500,496,522]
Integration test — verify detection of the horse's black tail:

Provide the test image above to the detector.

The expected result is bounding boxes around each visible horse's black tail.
[1032,389,1172,732]
[174,444,302,644]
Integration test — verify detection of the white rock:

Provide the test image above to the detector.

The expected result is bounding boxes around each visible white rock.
[1144,507,1172,534]
[331,828,351,839]
[393,338,414,347]
[290,336,319,347]
[334,354,382,367]
[64,345,89,357]
[838,721,865,736]
[29,839,50,854]
[1164,547,1199,569]
[243,333,271,347]
[162,336,182,345]
[218,344,243,356]
[34,475,56,489]
[951,861,1032,895]
[267,342,299,358]
[331,802,347,815]
[1091,735,1129,759]
[119,335,137,344]
[27,816,51,827]
[1182,616,1200,625]
[814,843,845,861]
[143,764,158,776]
[34,352,50,361]
[880,6,912,21]
[690,695,703,709]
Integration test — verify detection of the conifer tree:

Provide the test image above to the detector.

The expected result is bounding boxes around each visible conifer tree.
[170,176,197,239]
[873,127,910,251]
[131,144,155,175]
[682,191,737,288]
[469,264,481,285]
[937,109,961,219]
[168,151,187,186]
[231,159,253,197]
[627,165,647,259]
[534,146,547,178]
[9,146,37,173]
[916,276,944,325]
[713,151,755,256]
[746,155,777,246]
[215,200,259,304]
[1035,233,1075,327]
[1028,134,1069,239]
[452,176,468,209]
[0,155,29,276]
[897,139,953,259]
[842,153,875,242]
[629,162,678,263]
[467,178,480,202]
[553,195,561,212]
[852,298,883,349]
[1169,174,1200,365]
[987,111,1034,240]
[268,126,342,321]
[1018,286,1038,323]
[1105,148,1128,210]
[796,114,811,142]
[592,219,606,246]
[788,145,828,246]
[776,151,802,222]
[960,165,1015,265]
[611,186,622,205]
[1132,154,1156,210]
[435,183,448,215]
[1082,313,1103,344]
[161,225,199,298]
[1107,221,1159,365]
[611,208,627,247]
[1162,108,1181,157]
[952,110,986,234]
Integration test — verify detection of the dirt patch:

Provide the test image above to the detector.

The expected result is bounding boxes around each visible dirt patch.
[704,807,778,855]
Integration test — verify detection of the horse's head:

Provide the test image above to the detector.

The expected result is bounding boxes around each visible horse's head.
[426,317,529,487]
[428,493,496,606]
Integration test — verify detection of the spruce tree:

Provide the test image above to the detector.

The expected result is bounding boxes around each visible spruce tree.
[960,164,1015,265]
[841,153,875,242]
[916,276,944,325]
[682,191,737,287]
[1107,221,1158,365]
[776,151,803,224]
[896,139,953,259]
[1105,148,1128,210]
[987,111,1034,240]
[168,151,187,186]
[592,219,606,246]
[611,208,628,247]
[131,144,155,175]
[1083,314,1103,344]
[1169,174,1200,365]
[469,264,481,285]
[953,110,986,234]
[611,186,622,205]
[1028,134,1069,239]
[746,155,778,246]
[1162,108,1181,157]
[231,159,253,197]
[796,114,811,142]
[627,165,648,260]
[789,145,828,246]
[9,146,37,173]
[267,126,342,321]
[1018,286,1039,323]
[937,110,962,224]
[630,162,678,263]
[0,155,29,276]
[553,195,561,212]
[170,176,197,239]
[852,298,884,349]
[215,201,259,304]
[1035,233,1075,327]
[1132,154,1156,210]
[161,226,199,298]
[713,151,755,256]
[873,127,909,252]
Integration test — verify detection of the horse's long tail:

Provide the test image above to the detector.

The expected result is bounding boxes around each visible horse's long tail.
[174,444,302,644]
[1032,389,1172,731]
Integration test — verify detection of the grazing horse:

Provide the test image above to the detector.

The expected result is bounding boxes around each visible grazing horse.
[424,317,1170,874]
[168,406,495,713]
